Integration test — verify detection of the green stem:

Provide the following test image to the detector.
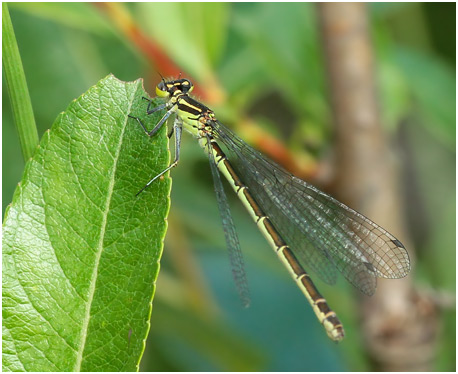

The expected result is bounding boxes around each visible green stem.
[2,3,39,161]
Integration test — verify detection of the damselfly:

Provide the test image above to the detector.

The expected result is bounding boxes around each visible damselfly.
[129,77,411,342]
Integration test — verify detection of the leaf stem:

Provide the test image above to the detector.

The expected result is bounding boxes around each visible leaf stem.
[2,3,39,161]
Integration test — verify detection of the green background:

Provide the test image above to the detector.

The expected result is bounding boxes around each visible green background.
[3,3,455,371]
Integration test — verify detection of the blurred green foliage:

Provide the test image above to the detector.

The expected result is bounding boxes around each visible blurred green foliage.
[3,3,455,371]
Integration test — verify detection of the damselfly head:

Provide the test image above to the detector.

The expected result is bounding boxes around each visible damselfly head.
[156,78,194,98]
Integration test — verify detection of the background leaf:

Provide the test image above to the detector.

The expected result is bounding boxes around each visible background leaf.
[2,3,38,161]
[2,75,170,371]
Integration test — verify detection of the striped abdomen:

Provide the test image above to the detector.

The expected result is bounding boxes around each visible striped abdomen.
[204,137,345,342]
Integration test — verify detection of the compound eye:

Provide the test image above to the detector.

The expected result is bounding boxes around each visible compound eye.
[156,81,169,98]
[183,79,194,93]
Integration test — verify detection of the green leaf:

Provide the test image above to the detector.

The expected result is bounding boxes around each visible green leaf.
[8,3,114,36]
[2,2,39,161]
[2,75,171,371]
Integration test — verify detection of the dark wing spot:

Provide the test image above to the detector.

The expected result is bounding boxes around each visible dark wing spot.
[391,239,405,249]
[363,262,376,273]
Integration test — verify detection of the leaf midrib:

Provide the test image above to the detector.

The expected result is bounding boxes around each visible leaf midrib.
[73,83,138,371]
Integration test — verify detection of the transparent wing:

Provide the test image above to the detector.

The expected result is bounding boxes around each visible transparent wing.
[206,136,250,306]
[211,120,410,296]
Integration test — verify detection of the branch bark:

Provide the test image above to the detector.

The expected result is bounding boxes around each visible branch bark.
[317,3,438,371]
